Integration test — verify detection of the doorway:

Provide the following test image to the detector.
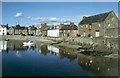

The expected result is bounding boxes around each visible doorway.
[96,30,99,37]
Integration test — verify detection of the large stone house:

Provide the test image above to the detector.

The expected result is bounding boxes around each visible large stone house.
[59,22,78,37]
[78,11,119,38]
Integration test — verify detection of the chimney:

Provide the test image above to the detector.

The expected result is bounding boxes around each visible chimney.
[83,16,86,19]
[70,21,74,27]
[44,23,47,25]
[60,23,64,28]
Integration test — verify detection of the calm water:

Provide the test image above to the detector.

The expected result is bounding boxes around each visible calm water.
[1,40,118,77]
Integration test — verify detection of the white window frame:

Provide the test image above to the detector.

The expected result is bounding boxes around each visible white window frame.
[90,25,92,29]
[99,24,100,27]
[112,17,114,21]
[86,25,88,28]
[81,25,83,28]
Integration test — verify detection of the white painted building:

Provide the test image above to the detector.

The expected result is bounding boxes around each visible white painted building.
[47,45,59,56]
[47,26,60,37]
[0,25,7,35]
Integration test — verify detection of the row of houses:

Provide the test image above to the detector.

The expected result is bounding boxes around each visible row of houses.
[0,21,37,36]
[41,11,119,38]
[0,11,119,38]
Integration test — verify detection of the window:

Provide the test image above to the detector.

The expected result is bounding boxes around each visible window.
[81,25,83,28]
[68,30,70,32]
[64,30,65,32]
[99,24,100,27]
[89,24,92,30]
[112,17,114,21]
[108,24,110,27]
[84,31,86,37]
[86,25,88,28]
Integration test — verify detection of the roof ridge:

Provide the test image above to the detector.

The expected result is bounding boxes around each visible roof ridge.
[79,11,113,25]
[86,11,112,18]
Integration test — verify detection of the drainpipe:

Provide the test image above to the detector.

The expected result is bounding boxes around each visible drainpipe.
[104,21,105,37]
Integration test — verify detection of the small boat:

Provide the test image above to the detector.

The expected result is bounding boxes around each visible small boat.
[23,41,35,45]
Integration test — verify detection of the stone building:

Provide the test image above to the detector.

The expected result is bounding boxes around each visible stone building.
[78,11,119,38]
[59,22,78,37]
[14,26,28,35]
[36,26,42,36]
[42,27,50,37]
[28,25,37,36]
[8,26,14,35]
[8,21,28,35]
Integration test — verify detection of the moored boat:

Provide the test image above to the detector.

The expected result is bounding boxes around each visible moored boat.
[23,41,35,45]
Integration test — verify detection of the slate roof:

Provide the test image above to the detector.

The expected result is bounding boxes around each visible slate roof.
[14,26,28,30]
[42,27,50,31]
[0,25,8,28]
[29,27,37,30]
[79,11,112,25]
[60,24,78,30]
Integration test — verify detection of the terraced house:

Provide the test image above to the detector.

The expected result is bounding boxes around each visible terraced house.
[28,25,37,36]
[78,11,119,38]
[60,22,78,37]
[8,21,28,35]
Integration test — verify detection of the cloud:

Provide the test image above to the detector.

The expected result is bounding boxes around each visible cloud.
[30,17,71,25]
[15,13,23,17]
[29,15,90,26]
[31,17,42,20]
[27,16,31,19]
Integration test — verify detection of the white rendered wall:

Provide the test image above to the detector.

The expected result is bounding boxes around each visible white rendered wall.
[47,29,59,37]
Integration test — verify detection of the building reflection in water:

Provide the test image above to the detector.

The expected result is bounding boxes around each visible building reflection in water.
[2,40,118,76]
[48,45,59,56]
[58,47,77,63]
[0,41,7,52]
[77,54,118,76]
[7,40,28,51]
[15,50,22,57]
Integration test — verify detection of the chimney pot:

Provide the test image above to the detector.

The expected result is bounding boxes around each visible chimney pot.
[83,16,86,19]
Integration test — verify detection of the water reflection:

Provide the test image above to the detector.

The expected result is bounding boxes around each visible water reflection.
[15,50,22,57]
[0,41,7,52]
[2,40,118,76]
[77,55,118,76]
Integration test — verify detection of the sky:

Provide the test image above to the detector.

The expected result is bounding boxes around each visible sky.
[2,2,118,27]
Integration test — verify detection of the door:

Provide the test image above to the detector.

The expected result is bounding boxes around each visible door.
[96,30,99,37]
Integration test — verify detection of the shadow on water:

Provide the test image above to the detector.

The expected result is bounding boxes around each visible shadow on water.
[1,40,118,76]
